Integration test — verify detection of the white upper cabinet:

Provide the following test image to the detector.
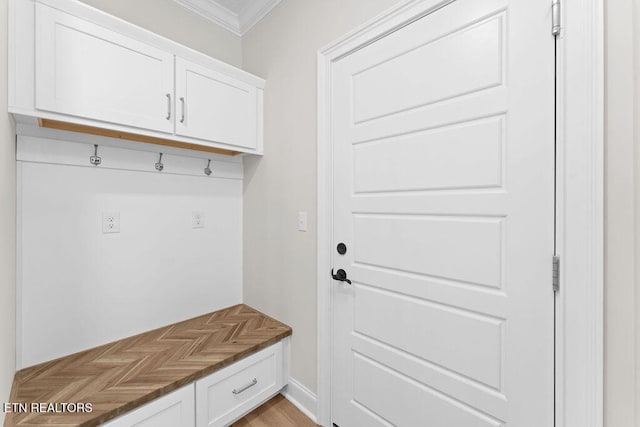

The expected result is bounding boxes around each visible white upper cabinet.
[9,0,265,155]
[176,58,257,150]
[35,3,175,134]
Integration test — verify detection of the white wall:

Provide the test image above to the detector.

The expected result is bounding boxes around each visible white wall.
[241,0,400,395]
[79,0,242,68]
[604,0,640,425]
[17,136,243,368]
[0,0,17,423]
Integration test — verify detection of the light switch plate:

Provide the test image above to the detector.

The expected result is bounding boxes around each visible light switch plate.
[298,211,308,232]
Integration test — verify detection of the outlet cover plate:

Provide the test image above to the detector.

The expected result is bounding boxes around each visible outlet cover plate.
[102,212,120,234]
[192,211,205,229]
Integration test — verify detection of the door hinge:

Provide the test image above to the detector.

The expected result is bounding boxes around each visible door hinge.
[552,0,561,36]
[552,256,560,293]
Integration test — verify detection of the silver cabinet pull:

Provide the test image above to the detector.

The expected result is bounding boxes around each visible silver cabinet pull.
[166,93,171,120]
[180,97,185,123]
[232,378,257,395]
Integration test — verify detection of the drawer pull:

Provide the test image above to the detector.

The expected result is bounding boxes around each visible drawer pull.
[232,378,258,395]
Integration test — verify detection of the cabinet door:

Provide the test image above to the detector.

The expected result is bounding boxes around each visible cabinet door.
[102,385,195,427]
[175,58,258,150]
[35,3,175,134]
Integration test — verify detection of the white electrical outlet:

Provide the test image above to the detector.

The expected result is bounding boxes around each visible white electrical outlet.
[298,211,308,232]
[192,211,205,229]
[102,212,120,234]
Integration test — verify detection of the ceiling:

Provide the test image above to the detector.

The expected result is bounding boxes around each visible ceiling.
[173,0,281,36]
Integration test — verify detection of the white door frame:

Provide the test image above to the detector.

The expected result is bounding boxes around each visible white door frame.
[316,0,604,426]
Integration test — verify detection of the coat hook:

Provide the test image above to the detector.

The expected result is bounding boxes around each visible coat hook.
[90,144,101,166]
[155,153,164,172]
[204,159,212,176]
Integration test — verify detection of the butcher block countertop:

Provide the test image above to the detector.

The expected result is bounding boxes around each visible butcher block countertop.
[4,304,292,427]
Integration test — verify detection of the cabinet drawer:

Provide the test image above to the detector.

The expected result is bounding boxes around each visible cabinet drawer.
[196,342,285,427]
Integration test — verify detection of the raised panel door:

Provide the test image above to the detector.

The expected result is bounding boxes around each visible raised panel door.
[331,0,555,425]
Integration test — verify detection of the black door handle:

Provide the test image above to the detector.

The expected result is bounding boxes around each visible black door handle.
[331,268,352,285]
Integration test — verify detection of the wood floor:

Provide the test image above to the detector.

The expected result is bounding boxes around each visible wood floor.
[232,394,318,427]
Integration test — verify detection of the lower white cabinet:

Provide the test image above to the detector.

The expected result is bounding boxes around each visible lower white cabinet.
[102,385,195,427]
[196,341,285,427]
[101,341,285,427]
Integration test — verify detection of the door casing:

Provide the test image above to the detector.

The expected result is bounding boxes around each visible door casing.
[316,0,604,426]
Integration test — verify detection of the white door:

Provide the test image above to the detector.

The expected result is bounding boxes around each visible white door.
[331,0,555,426]
[35,3,175,133]
[175,58,257,150]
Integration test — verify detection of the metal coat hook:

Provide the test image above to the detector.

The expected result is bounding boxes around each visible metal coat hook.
[204,159,212,176]
[90,144,101,166]
[155,153,164,172]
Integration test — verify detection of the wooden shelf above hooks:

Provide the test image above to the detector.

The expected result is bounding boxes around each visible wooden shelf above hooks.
[38,118,243,156]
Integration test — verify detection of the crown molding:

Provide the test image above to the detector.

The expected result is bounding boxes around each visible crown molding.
[174,0,281,36]
[237,0,281,35]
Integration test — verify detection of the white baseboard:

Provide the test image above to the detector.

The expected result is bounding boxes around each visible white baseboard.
[281,377,318,424]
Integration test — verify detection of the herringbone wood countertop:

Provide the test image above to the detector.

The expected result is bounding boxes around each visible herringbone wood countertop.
[4,304,292,427]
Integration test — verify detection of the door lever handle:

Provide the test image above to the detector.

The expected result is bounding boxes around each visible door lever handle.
[331,268,352,285]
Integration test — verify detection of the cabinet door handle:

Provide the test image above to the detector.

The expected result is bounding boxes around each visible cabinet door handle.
[232,378,257,395]
[166,93,172,120]
[180,97,185,123]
